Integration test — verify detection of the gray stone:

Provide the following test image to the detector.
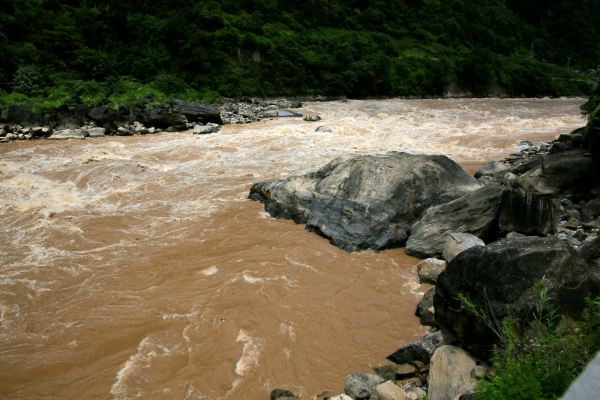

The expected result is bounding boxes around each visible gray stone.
[85,127,106,137]
[261,110,279,118]
[49,129,86,140]
[386,330,451,365]
[250,152,480,252]
[375,381,407,400]
[315,126,333,133]
[193,123,221,135]
[303,114,321,122]
[5,132,17,141]
[117,126,133,136]
[147,127,156,134]
[427,346,477,400]
[474,161,509,179]
[344,373,385,400]
[416,287,436,327]
[406,185,503,258]
[442,233,484,262]
[399,383,426,400]
[416,259,447,284]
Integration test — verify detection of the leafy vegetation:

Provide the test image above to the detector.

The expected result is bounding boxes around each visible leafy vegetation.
[460,283,600,400]
[0,0,598,110]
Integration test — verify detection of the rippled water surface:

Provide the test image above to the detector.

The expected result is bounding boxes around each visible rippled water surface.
[0,98,585,399]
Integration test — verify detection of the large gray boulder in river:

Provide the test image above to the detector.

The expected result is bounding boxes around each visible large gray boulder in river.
[249,152,480,251]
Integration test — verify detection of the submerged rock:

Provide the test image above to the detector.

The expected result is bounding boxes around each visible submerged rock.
[270,389,298,400]
[249,152,480,252]
[303,114,321,121]
[435,236,593,358]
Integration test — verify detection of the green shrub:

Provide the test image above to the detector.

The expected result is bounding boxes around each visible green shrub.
[471,292,600,400]
[11,65,45,96]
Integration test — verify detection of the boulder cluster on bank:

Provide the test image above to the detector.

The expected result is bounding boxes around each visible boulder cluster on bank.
[0,96,330,143]
[252,128,600,399]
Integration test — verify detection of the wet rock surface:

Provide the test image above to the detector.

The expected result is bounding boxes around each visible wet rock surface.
[435,236,593,358]
[250,152,480,251]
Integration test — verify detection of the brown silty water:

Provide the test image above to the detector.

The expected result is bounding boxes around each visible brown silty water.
[0,98,586,399]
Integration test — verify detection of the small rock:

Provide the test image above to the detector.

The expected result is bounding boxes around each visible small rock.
[473,161,508,178]
[86,127,106,137]
[375,381,407,400]
[5,132,17,141]
[428,346,478,400]
[193,123,221,135]
[49,129,86,140]
[328,395,353,400]
[0,128,6,137]
[416,288,436,327]
[416,258,447,284]
[303,114,321,122]
[117,126,133,136]
[17,133,24,140]
[261,110,279,118]
[442,233,484,262]
[0,137,8,143]
[386,330,451,365]
[148,127,156,134]
[315,126,333,133]
[344,373,385,400]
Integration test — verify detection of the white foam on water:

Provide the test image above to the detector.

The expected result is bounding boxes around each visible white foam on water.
[284,255,319,273]
[110,335,172,399]
[234,329,262,377]
[241,271,296,287]
[199,266,219,277]
[0,173,81,217]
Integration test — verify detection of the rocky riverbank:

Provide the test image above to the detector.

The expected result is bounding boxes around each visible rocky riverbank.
[0,96,333,143]
[251,127,600,399]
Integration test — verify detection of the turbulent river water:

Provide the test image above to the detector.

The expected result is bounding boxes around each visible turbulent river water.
[0,98,586,399]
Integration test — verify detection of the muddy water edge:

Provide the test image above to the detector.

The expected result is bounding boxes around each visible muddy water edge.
[0,98,586,399]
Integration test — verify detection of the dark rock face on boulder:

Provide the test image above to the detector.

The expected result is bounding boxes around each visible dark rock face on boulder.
[249,152,480,251]
[416,287,436,327]
[143,106,188,129]
[406,185,504,258]
[498,187,556,235]
[435,236,593,358]
[170,100,222,124]
[386,330,452,365]
[3,105,37,124]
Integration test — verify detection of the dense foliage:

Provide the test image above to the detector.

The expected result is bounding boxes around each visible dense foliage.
[0,0,599,108]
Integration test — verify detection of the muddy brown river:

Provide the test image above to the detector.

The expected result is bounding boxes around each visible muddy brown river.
[0,98,586,399]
